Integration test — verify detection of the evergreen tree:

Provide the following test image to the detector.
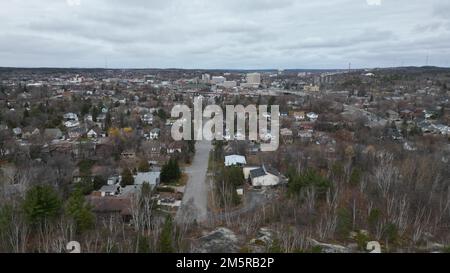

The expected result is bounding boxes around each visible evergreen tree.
[288,169,331,199]
[121,168,134,187]
[92,106,100,122]
[157,109,167,121]
[336,208,352,238]
[22,185,62,226]
[105,112,112,131]
[159,215,174,253]
[160,159,181,184]
[224,166,245,187]
[65,189,95,234]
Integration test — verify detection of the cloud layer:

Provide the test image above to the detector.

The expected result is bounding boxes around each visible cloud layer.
[0,0,449,69]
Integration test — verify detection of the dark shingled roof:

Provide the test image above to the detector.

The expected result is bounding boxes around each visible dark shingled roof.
[87,196,131,216]
[265,166,280,177]
[250,167,266,178]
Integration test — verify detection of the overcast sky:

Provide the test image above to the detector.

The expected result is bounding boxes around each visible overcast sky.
[1,0,449,69]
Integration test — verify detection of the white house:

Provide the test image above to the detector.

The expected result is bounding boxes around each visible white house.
[107,176,120,185]
[99,185,120,197]
[12,127,22,138]
[87,129,98,139]
[149,128,161,140]
[307,112,319,121]
[64,120,80,128]
[63,112,79,121]
[243,165,281,187]
[142,114,154,125]
[225,155,247,167]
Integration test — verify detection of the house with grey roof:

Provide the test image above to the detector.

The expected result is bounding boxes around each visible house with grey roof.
[44,128,63,140]
[225,155,247,167]
[99,184,120,197]
[243,165,283,187]
[134,171,160,189]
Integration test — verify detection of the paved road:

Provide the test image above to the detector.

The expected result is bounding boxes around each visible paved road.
[207,189,270,223]
[176,140,212,224]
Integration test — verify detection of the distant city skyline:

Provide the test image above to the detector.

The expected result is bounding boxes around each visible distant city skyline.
[1,0,450,69]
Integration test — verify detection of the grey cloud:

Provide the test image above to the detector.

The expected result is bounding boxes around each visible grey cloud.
[0,0,448,69]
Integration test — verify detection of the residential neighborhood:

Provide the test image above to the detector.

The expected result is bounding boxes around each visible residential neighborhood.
[1,66,450,253]
[1,0,450,260]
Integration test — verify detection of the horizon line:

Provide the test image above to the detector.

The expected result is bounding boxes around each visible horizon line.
[1,65,449,71]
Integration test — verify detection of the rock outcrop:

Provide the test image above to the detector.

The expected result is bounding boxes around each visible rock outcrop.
[193,228,239,253]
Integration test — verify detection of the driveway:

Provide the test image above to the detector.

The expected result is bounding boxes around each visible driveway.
[175,140,212,224]
[208,189,270,222]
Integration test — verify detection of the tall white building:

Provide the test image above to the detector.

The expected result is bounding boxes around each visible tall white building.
[246,73,261,85]
[211,76,226,85]
[201,73,211,83]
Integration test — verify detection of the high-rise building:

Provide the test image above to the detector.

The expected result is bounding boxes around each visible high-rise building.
[211,76,226,85]
[246,73,261,85]
[201,73,211,83]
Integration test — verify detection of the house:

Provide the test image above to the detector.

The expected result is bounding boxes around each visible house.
[243,165,282,187]
[167,142,183,155]
[87,196,132,222]
[99,185,120,197]
[84,114,93,122]
[44,128,63,141]
[145,142,162,156]
[96,113,107,129]
[298,130,313,142]
[120,185,142,197]
[63,113,79,127]
[12,127,22,138]
[134,171,161,189]
[400,109,414,120]
[22,128,40,140]
[307,112,319,121]
[68,127,86,139]
[87,129,98,139]
[142,114,154,125]
[424,110,438,120]
[63,112,78,121]
[280,128,293,144]
[297,122,315,131]
[304,84,320,92]
[64,120,80,128]
[121,150,136,159]
[107,175,121,185]
[386,110,400,121]
[149,128,161,140]
[292,111,306,121]
[225,155,247,167]
[432,124,450,135]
